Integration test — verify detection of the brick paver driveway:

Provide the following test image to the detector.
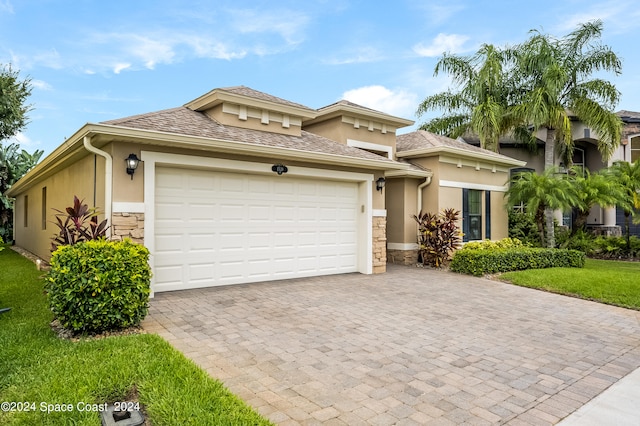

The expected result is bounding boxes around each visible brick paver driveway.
[143,265,640,425]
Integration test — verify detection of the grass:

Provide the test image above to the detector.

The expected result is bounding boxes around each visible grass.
[0,246,273,426]
[499,258,640,310]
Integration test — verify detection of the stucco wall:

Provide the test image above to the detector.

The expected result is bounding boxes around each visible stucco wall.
[13,154,105,261]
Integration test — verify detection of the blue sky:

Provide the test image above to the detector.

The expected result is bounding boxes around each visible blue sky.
[1,0,639,155]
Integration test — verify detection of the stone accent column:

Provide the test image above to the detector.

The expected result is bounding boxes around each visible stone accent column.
[111,213,144,245]
[372,214,387,274]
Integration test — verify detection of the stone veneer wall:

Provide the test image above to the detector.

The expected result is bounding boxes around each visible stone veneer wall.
[111,212,144,244]
[372,216,387,274]
[387,249,418,266]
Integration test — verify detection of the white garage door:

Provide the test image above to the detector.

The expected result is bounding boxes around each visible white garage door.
[153,166,360,292]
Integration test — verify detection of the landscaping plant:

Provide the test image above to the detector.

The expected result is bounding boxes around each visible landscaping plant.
[45,239,151,333]
[50,196,109,251]
[413,208,462,268]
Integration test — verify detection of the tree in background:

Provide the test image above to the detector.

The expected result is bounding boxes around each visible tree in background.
[0,64,32,142]
[0,64,42,241]
[571,167,628,236]
[0,144,43,240]
[418,21,623,247]
[416,44,530,152]
[609,161,640,252]
[505,168,577,247]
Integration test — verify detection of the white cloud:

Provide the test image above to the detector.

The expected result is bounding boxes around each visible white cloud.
[9,132,39,148]
[413,33,470,57]
[113,63,131,74]
[341,85,418,119]
[31,80,52,91]
[419,3,465,25]
[0,0,13,14]
[555,1,621,32]
[186,37,247,60]
[324,47,384,65]
[229,9,309,45]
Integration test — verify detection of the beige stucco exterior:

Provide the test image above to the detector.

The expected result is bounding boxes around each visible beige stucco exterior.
[7,86,527,285]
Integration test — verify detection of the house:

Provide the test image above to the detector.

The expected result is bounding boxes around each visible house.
[461,111,640,236]
[6,86,525,293]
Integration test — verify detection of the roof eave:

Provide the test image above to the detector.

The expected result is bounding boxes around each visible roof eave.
[309,103,415,128]
[7,123,412,197]
[396,146,527,167]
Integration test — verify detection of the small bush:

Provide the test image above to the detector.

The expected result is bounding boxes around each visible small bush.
[0,236,4,252]
[413,208,462,268]
[462,237,527,251]
[451,247,585,276]
[557,229,596,254]
[508,210,541,247]
[592,236,640,259]
[45,239,151,333]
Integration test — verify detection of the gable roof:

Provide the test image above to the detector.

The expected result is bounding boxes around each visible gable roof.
[101,106,398,163]
[396,130,526,167]
[184,85,317,119]
[307,99,414,128]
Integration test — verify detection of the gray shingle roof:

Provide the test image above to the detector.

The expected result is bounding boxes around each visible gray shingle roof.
[397,130,518,161]
[102,106,396,162]
[617,110,640,119]
[218,86,315,111]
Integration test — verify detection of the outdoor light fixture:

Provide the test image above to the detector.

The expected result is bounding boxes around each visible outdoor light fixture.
[272,164,288,175]
[125,153,141,179]
[376,177,386,192]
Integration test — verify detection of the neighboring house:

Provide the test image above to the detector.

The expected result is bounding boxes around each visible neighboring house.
[6,86,524,293]
[463,111,640,236]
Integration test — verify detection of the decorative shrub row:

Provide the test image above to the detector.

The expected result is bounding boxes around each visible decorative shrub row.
[45,239,151,333]
[450,247,585,276]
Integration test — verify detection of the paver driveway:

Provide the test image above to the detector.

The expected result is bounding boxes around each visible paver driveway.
[142,265,640,425]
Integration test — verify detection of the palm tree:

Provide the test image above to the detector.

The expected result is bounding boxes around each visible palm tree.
[570,167,628,235]
[512,20,623,247]
[505,168,577,247]
[416,44,530,152]
[608,160,640,251]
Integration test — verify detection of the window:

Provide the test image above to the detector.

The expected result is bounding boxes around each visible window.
[631,136,640,163]
[23,195,28,227]
[41,187,47,230]
[463,189,482,241]
[510,168,534,212]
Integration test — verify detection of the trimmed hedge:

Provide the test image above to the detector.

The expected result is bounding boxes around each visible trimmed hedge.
[450,247,585,276]
[45,239,151,333]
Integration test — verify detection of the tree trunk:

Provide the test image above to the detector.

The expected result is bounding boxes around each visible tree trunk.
[544,128,556,248]
[572,211,588,236]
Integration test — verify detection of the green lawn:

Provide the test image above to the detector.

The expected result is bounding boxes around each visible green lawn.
[0,246,273,426]
[499,258,640,310]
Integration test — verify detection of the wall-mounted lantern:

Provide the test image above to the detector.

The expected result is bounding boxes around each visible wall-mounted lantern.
[125,153,141,180]
[376,177,386,192]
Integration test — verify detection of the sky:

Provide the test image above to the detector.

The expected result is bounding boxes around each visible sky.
[1,0,639,156]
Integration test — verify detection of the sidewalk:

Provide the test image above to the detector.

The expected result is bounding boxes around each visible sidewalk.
[558,367,640,425]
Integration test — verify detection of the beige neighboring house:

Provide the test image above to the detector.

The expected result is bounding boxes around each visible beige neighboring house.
[6,86,525,293]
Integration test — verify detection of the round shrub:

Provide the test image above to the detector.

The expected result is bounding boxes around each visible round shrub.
[45,239,151,333]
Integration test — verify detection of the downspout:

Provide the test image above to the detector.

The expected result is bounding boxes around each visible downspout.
[83,135,112,238]
[417,175,432,214]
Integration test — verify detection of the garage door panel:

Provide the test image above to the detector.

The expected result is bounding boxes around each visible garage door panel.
[154,167,360,291]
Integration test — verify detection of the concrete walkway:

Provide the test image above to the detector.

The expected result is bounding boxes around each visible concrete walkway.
[142,265,640,425]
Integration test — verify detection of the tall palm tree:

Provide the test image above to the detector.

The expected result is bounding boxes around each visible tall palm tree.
[608,160,640,251]
[417,44,529,152]
[505,168,577,247]
[512,20,622,247]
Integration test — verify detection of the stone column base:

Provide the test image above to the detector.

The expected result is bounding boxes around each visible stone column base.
[372,216,387,274]
[111,212,144,244]
[387,249,418,266]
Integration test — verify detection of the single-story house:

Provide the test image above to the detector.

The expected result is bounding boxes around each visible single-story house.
[6,86,525,293]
